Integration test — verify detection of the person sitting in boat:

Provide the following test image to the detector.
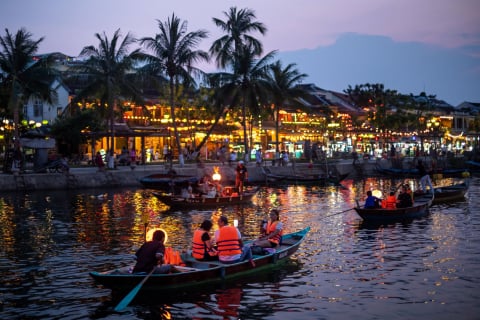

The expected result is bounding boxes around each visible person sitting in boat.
[253,209,283,248]
[214,216,254,266]
[364,190,381,209]
[198,174,212,195]
[204,184,218,198]
[397,185,413,208]
[191,220,218,261]
[187,182,194,197]
[382,191,397,209]
[132,230,171,274]
[181,183,195,198]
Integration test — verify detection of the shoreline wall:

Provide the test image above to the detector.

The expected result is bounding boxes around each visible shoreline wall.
[0,161,362,192]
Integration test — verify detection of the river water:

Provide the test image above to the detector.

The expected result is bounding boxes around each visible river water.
[0,177,479,320]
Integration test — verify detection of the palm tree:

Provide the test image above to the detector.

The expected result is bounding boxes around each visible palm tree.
[78,29,142,153]
[210,7,267,69]
[266,60,308,158]
[140,13,209,166]
[209,45,275,161]
[210,7,269,161]
[0,28,57,151]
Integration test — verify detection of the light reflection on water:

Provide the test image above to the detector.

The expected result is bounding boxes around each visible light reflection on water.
[0,177,479,320]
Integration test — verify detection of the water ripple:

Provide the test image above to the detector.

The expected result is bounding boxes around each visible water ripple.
[0,179,479,319]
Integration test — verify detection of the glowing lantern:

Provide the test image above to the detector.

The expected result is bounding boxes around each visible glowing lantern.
[146,228,169,244]
[372,190,383,198]
[212,166,221,182]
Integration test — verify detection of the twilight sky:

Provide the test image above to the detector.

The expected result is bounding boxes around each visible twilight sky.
[1,0,479,105]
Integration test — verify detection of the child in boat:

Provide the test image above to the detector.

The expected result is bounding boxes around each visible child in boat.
[132,230,171,274]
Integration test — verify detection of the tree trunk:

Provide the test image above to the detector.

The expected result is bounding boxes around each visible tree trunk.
[242,98,249,162]
[275,105,280,155]
[170,79,184,167]
[194,107,226,154]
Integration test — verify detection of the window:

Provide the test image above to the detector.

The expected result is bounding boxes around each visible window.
[33,100,43,118]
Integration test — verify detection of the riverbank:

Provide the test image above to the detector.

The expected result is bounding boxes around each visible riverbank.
[0,159,370,192]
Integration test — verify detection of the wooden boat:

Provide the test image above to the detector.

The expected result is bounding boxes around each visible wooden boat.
[89,227,310,292]
[429,182,469,204]
[152,187,259,209]
[261,167,348,186]
[139,173,198,193]
[354,192,434,222]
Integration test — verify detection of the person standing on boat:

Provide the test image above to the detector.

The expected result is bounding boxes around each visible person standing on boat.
[214,216,254,266]
[192,220,218,261]
[417,159,434,193]
[253,209,283,248]
[235,161,248,194]
[132,230,171,274]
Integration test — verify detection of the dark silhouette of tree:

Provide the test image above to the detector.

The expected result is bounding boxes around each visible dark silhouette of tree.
[140,14,209,166]
[78,29,142,153]
[0,28,57,148]
[266,60,308,157]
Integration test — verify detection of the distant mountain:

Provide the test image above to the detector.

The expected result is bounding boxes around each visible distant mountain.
[276,33,480,106]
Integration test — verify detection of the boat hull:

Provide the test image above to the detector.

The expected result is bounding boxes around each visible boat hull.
[431,182,469,204]
[90,227,310,292]
[354,193,433,222]
[153,189,258,209]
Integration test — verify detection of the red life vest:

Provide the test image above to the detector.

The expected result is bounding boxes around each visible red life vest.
[216,226,242,258]
[384,195,397,209]
[266,221,283,244]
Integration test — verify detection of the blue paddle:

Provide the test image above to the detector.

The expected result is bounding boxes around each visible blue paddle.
[114,268,155,312]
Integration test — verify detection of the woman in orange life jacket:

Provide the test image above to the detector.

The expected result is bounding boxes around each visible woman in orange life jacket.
[383,191,397,209]
[214,216,254,266]
[253,209,283,248]
[191,220,218,261]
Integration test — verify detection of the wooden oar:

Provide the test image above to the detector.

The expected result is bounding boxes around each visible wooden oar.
[114,268,155,312]
[322,207,355,219]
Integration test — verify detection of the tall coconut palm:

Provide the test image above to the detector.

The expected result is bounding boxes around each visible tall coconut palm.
[0,28,57,151]
[210,7,268,161]
[78,29,142,152]
[266,60,308,157]
[209,45,275,161]
[210,7,267,69]
[139,13,209,166]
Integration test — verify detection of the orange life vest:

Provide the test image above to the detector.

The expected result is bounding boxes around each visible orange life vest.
[266,221,283,244]
[216,226,242,258]
[384,195,397,209]
[192,229,207,260]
